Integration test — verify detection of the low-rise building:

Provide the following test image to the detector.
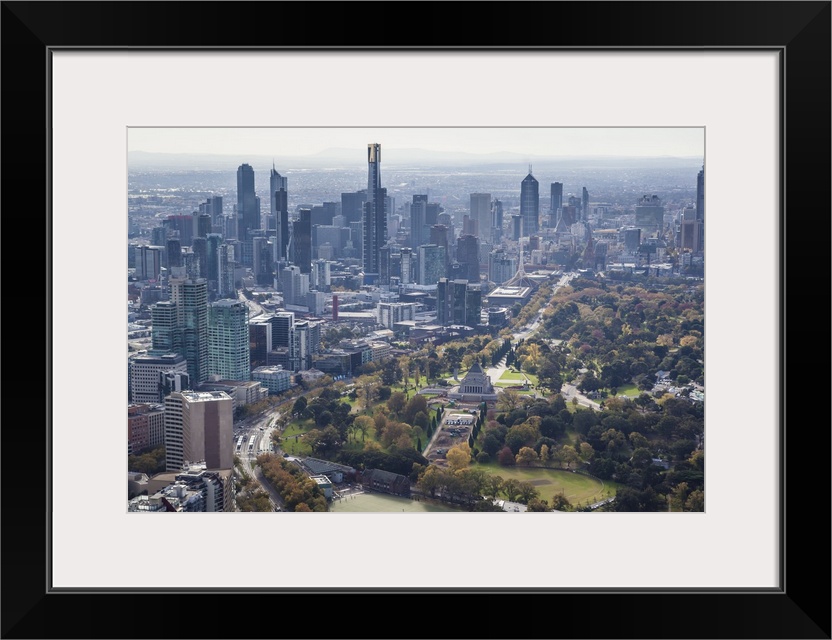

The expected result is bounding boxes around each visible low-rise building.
[362,468,411,497]
[251,365,294,394]
[128,403,166,454]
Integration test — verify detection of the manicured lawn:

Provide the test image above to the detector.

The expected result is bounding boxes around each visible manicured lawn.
[278,420,315,456]
[329,492,462,512]
[475,462,615,506]
[610,383,640,397]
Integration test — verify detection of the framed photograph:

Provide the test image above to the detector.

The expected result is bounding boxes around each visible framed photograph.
[4,1,829,638]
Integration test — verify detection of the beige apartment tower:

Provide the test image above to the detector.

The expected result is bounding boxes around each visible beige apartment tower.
[164,391,233,472]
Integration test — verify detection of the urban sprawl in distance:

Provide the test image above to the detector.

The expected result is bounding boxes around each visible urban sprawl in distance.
[127,135,705,514]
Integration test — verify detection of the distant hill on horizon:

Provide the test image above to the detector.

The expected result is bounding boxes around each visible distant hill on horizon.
[128,149,703,172]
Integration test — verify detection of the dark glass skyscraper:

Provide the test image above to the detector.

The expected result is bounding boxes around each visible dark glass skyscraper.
[696,166,705,251]
[520,169,539,236]
[270,165,289,261]
[456,234,480,283]
[696,167,704,221]
[291,208,312,274]
[550,182,563,213]
[410,194,428,248]
[237,163,259,242]
[362,143,386,282]
[582,187,590,221]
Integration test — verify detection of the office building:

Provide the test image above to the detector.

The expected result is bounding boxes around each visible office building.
[237,163,260,246]
[249,317,273,371]
[512,214,522,241]
[270,164,288,236]
[341,190,368,225]
[311,259,331,289]
[290,208,312,274]
[165,215,194,247]
[208,300,250,382]
[377,302,417,329]
[635,195,665,237]
[159,370,190,399]
[456,234,480,283]
[168,277,210,384]
[410,195,428,248]
[191,237,207,278]
[269,311,295,349]
[204,233,222,283]
[135,246,163,281]
[436,278,480,327]
[582,187,590,221]
[292,320,321,371]
[166,238,182,270]
[130,353,188,404]
[217,243,237,297]
[251,366,294,394]
[462,214,478,237]
[128,403,166,454]
[430,224,451,274]
[492,199,503,242]
[164,391,234,472]
[398,247,413,285]
[470,193,492,243]
[520,169,540,236]
[696,166,705,251]
[489,248,517,285]
[281,265,309,307]
[417,244,446,285]
[550,182,563,216]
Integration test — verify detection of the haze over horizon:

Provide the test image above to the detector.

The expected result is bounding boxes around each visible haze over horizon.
[128,127,704,170]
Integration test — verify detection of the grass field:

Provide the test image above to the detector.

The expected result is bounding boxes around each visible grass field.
[476,463,615,505]
[610,383,640,397]
[328,492,462,512]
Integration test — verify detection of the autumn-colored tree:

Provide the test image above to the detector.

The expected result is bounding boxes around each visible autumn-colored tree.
[403,394,428,425]
[518,481,540,504]
[526,498,550,512]
[670,482,690,511]
[551,492,572,511]
[356,374,380,412]
[560,444,579,470]
[502,478,520,502]
[515,446,538,466]
[484,474,504,499]
[353,415,374,443]
[381,421,412,449]
[497,389,522,413]
[497,446,516,467]
[446,442,472,472]
[685,489,704,512]
[373,413,388,440]
[387,391,407,417]
[579,442,595,462]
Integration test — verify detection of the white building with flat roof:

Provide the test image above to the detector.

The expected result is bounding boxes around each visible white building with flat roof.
[251,366,295,394]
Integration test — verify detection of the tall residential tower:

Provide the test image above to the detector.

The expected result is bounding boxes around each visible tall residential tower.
[362,143,386,282]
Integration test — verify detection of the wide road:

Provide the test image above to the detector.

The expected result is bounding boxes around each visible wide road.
[490,271,601,410]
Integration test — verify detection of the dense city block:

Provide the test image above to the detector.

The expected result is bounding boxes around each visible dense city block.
[127,133,704,513]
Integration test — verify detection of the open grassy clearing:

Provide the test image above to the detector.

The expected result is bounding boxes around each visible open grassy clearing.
[329,492,461,512]
[474,462,615,505]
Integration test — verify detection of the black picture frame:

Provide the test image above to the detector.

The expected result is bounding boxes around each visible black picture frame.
[3,2,829,638]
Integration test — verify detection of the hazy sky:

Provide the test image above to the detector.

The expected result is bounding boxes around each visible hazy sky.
[128,127,703,158]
